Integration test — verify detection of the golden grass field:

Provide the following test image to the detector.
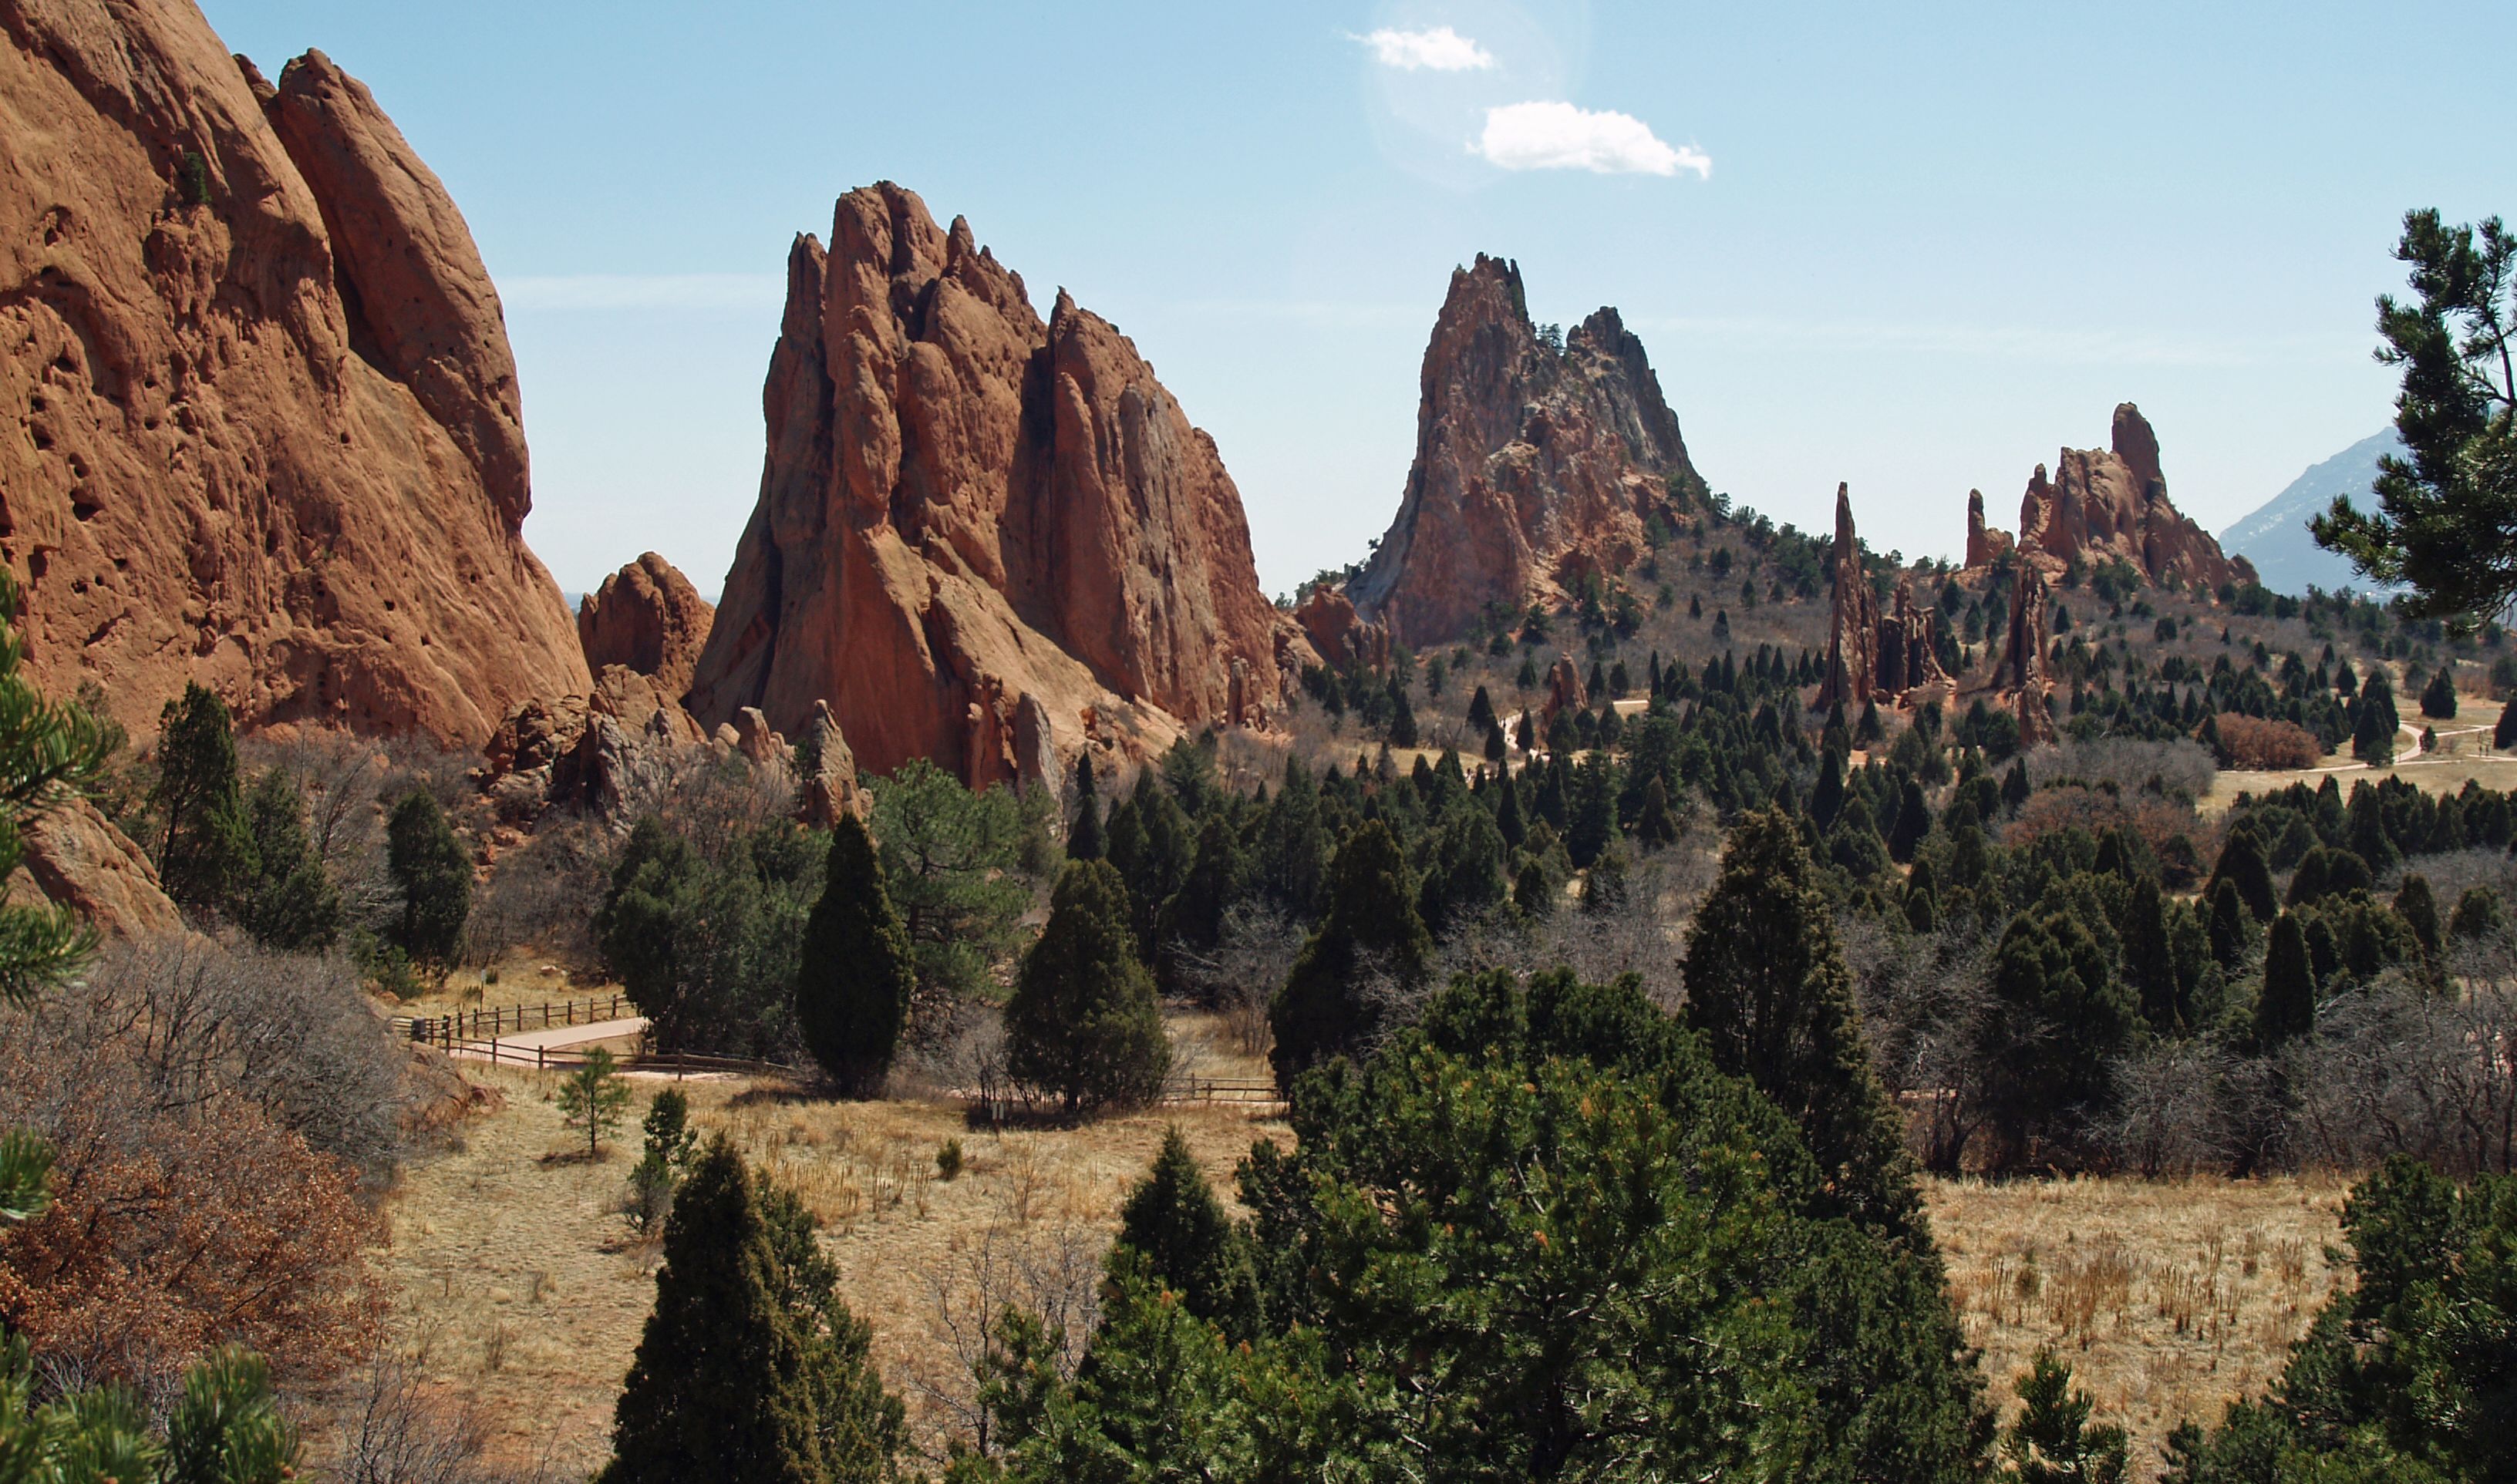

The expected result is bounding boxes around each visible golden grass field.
[381,1024,2353,1481]
[1928,1175,2347,1481]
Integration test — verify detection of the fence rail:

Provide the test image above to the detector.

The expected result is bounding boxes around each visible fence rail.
[436,1035,800,1081]
[393,994,631,1045]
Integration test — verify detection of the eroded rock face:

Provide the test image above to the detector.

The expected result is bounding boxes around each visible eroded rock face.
[1343,255,1707,643]
[578,553,713,696]
[0,8,588,743]
[1542,655,1587,728]
[1882,575,1948,696]
[1818,484,1882,712]
[1964,489,2014,570]
[12,799,181,939]
[2014,405,2256,591]
[1293,587,1390,672]
[1994,559,2057,747]
[684,183,1285,786]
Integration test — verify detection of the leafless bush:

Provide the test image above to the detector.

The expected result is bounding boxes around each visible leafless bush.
[242,731,396,927]
[466,816,612,970]
[79,933,409,1183]
[2293,962,2517,1176]
[2103,1040,2238,1179]
[907,1218,1105,1462]
[1841,915,2003,1172]
[609,744,795,847]
[2377,846,2517,909]
[2027,736,2216,802]
[1174,904,1306,1056]
[314,1339,561,1484]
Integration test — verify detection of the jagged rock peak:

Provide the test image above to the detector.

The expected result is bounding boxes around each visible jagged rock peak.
[578,553,714,697]
[1964,488,2015,570]
[2014,403,2256,592]
[1342,254,1709,643]
[1820,485,1947,712]
[0,1,586,742]
[683,182,1290,786]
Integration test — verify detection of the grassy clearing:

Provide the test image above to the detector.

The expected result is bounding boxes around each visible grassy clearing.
[379,1017,1286,1473]
[1926,1174,2347,1482]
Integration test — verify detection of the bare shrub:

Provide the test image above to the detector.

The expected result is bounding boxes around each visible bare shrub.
[2293,961,2517,1176]
[907,1219,1105,1462]
[1841,914,2002,1172]
[466,816,612,970]
[609,743,795,844]
[316,1339,561,1484]
[244,730,397,927]
[1174,904,1305,1056]
[2026,735,2218,802]
[2103,1040,2236,1179]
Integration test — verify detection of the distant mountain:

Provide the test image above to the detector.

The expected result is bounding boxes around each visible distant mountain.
[2219,429,2405,596]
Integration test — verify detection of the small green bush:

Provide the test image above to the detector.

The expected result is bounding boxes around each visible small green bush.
[935,1138,963,1182]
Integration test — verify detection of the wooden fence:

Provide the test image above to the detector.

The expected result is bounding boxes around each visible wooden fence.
[393,994,632,1046]
[435,1035,801,1081]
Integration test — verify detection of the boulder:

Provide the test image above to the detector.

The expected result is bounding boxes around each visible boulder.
[1343,256,1707,642]
[577,553,714,697]
[684,184,1283,788]
[0,9,587,744]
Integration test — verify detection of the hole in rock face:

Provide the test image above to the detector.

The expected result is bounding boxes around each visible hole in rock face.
[71,499,100,523]
[26,552,47,580]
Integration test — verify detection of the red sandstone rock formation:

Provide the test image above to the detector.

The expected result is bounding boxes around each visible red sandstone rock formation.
[683,184,1286,785]
[1818,484,1882,712]
[578,553,714,697]
[1294,587,1390,672]
[1541,655,1588,730]
[1343,255,1707,643]
[12,799,181,939]
[1882,576,1949,696]
[0,8,588,743]
[1993,560,2057,746]
[1964,490,2015,570]
[2013,405,2256,591]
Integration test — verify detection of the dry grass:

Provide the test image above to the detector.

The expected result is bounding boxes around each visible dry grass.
[1926,1174,2347,1480]
[379,1023,1285,1474]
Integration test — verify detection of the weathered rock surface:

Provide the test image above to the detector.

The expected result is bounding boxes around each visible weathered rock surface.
[1293,587,1389,672]
[1993,558,2057,747]
[684,183,1285,785]
[0,7,587,743]
[1343,255,1707,643]
[475,665,712,822]
[1964,489,2014,570]
[2013,405,2256,591]
[12,798,181,939]
[1541,655,1587,729]
[1818,484,1882,712]
[1881,575,1948,697]
[578,553,713,696]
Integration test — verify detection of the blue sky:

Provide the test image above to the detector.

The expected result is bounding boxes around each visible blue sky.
[204,0,2514,601]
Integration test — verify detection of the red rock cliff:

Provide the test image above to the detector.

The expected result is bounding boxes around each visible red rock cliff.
[682,184,1286,786]
[2015,404,2256,592]
[0,6,587,743]
[1343,255,1706,643]
[579,552,713,696]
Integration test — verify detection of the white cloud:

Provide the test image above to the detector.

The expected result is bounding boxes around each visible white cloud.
[1471,101,1709,178]
[1352,25,1495,72]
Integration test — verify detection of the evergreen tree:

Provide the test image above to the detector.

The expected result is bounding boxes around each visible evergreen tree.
[2419,665,2458,718]
[1005,861,1170,1115]
[150,681,254,908]
[1565,752,1619,868]
[1467,684,1497,735]
[2354,669,2400,765]
[797,814,915,1096]
[386,789,470,971]
[1484,717,1508,764]
[234,766,342,951]
[1889,778,1932,863]
[1067,752,1106,861]
[2209,827,2277,922]
[1582,840,1633,916]
[1682,809,1922,1238]
[874,760,1036,1004]
[1636,776,1680,851]
[1112,1127,1263,1341]
[2394,872,2441,958]
[2451,883,2508,940]
[2000,758,2032,813]
[2119,879,2184,1036]
[1269,821,1430,1088]
[601,1140,835,1484]
[2000,1351,2128,1484]
[1386,679,1418,748]
[1511,859,1553,919]
[1494,769,1528,850]
[1252,757,1328,917]
[1811,749,1847,830]
[2498,697,2517,751]
[1980,907,2135,1169]
[561,1046,632,1159]
[2255,913,2316,1052]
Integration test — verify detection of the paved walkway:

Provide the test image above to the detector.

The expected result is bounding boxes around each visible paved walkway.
[446,1016,649,1058]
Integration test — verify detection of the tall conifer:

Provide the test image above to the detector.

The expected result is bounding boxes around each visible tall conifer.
[797,814,914,1095]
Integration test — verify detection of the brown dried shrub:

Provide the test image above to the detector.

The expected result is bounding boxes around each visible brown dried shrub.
[2212,713,2324,771]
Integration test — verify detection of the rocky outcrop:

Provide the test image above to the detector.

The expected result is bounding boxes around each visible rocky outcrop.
[1964,490,2014,570]
[1881,576,1948,696]
[1992,560,2057,747]
[0,8,588,743]
[1293,587,1390,672]
[578,554,713,696]
[797,700,867,826]
[1541,655,1587,729]
[12,799,181,939]
[1343,255,1707,643]
[683,184,1285,786]
[1818,485,1882,712]
[2013,405,2256,592]
[476,665,708,823]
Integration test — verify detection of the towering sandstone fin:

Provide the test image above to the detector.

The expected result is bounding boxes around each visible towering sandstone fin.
[0,5,587,742]
[1819,483,1947,712]
[682,183,1288,786]
[2013,403,2256,591]
[1343,254,1707,644]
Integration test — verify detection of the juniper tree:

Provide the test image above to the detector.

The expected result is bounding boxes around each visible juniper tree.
[1005,860,1169,1115]
[1068,752,1106,861]
[1268,820,1430,1088]
[796,813,914,1096]
[151,681,254,908]
[234,766,342,951]
[2209,826,2277,922]
[386,789,470,971]
[1682,809,1922,1239]
[1112,1126,1263,1342]
[2255,914,2317,1052]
